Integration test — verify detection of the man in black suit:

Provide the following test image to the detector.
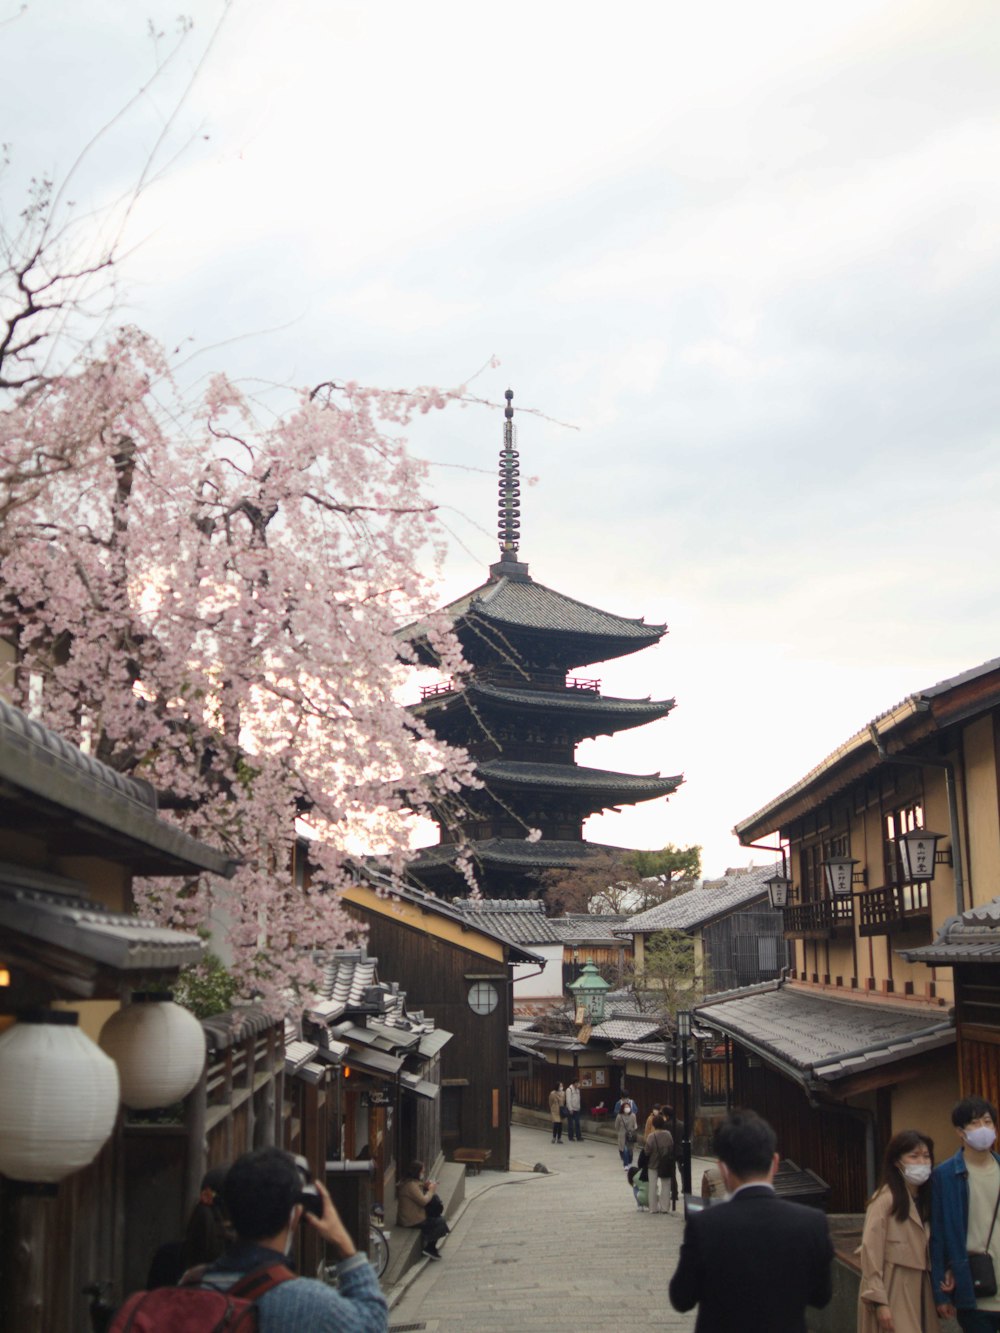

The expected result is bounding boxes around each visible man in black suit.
[668,1110,834,1332]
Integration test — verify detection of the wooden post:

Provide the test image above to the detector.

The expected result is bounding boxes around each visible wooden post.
[5,1185,55,1333]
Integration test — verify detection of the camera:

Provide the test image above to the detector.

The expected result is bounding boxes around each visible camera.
[292,1154,325,1219]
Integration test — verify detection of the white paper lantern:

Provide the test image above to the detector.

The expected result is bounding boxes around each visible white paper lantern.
[99,993,205,1110]
[0,1011,120,1184]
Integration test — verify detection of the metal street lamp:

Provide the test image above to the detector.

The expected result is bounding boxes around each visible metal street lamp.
[676,1009,693,1197]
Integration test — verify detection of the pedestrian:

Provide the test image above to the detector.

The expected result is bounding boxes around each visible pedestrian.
[669,1109,834,1331]
[397,1160,450,1261]
[145,1164,231,1288]
[616,1099,638,1168]
[565,1080,583,1141]
[627,1160,649,1211]
[614,1092,638,1119]
[858,1129,939,1333]
[549,1083,566,1143]
[115,1146,387,1331]
[931,1094,1000,1329]
[643,1102,662,1141]
[645,1113,676,1214]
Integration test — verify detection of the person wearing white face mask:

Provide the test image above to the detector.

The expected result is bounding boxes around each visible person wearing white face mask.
[858,1129,939,1333]
[932,1096,1000,1330]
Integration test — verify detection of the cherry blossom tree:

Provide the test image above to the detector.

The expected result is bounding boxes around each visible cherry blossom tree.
[1,250,475,1011]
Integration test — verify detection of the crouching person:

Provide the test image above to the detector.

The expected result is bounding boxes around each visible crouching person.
[397,1160,450,1260]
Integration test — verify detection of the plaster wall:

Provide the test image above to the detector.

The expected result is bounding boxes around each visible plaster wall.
[963,715,1000,909]
[890,1046,960,1163]
[513,944,562,1000]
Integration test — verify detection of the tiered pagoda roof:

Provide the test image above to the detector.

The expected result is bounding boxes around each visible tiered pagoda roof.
[402,389,681,898]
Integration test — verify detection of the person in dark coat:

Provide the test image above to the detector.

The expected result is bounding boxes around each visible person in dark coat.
[146,1165,231,1288]
[669,1110,834,1332]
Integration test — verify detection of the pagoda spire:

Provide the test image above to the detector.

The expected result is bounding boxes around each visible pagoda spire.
[497,388,521,561]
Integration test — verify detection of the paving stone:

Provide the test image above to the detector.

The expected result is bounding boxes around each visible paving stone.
[388,1124,701,1330]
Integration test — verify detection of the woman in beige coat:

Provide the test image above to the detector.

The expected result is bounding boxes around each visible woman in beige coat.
[858,1129,940,1333]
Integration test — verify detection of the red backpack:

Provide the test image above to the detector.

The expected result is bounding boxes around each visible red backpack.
[110,1262,295,1332]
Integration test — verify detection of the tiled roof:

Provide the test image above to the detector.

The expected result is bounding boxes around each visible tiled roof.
[358,872,545,964]
[0,697,234,876]
[0,862,204,973]
[735,655,1000,841]
[320,950,378,1007]
[409,838,626,873]
[900,895,1000,964]
[202,1005,278,1052]
[403,576,666,644]
[600,989,648,1016]
[611,1042,674,1067]
[618,863,781,934]
[454,898,563,944]
[510,1032,550,1060]
[478,760,681,799]
[590,1016,665,1042]
[696,984,954,1086]
[439,682,675,723]
[513,1030,588,1052]
[548,913,631,943]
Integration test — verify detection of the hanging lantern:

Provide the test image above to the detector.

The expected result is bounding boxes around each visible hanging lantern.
[823,856,859,897]
[99,993,205,1110]
[897,828,944,883]
[765,873,793,908]
[0,1011,119,1184]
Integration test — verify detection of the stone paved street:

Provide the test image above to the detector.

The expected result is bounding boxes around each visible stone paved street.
[387,1124,705,1331]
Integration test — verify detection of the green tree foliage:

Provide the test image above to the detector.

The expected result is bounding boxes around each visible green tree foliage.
[539,843,702,916]
[173,952,238,1020]
[626,928,710,1020]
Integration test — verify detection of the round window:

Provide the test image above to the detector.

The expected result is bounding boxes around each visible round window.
[467,982,499,1015]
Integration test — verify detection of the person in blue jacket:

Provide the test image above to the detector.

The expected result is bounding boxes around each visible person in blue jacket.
[931,1095,1000,1329]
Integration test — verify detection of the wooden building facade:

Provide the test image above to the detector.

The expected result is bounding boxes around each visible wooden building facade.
[715,656,1000,1210]
[343,879,542,1169]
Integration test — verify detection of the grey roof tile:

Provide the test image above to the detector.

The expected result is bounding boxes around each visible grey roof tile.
[548,913,631,942]
[695,985,953,1085]
[454,898,563,944]
[900,894,1000,964]
[619,863,781,934]
[611,1042,674,1067]
[590,1016,665,1041]
[0,699,234,876]
[404,576,666,643]
[479,759,681,797]
[409,838,626,873]
[0,867,204,972]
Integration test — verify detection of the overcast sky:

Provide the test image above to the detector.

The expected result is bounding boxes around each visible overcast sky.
[4,1,999,876]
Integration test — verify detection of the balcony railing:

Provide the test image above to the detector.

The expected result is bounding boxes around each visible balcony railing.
[782,897,855,939]
[419,668,601,701]
[857,882,932,937]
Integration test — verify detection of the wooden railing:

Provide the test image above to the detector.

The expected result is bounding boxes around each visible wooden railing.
[857,882,931,936]
[782,897,854,939]
[420,668,601,701]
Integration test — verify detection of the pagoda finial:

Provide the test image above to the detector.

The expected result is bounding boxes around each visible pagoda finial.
[498,388,521,560]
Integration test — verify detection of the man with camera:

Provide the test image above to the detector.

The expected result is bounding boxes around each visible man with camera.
[199,1146,388,1330]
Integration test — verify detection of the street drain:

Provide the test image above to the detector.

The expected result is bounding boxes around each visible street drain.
[390,1324,427,1331]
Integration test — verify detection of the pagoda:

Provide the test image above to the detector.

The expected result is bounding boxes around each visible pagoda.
[401,390,681,898]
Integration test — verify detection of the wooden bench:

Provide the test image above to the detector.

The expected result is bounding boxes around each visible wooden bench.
[452,1148,491,1174]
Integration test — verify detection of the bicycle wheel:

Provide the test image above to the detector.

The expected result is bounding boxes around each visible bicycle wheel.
[369,1225,389,1277]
